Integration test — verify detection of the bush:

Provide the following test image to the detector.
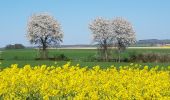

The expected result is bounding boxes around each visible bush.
[35,54,70,61]
[51,54,70,61]
[129,53,170,63]
[56,54,70,61]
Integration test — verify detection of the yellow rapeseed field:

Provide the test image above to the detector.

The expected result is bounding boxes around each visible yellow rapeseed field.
[0,62,170,100]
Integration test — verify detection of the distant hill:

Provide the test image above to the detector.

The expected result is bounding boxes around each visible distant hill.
[136,39,170,47]
[137,39,170,44]
[63,39,170,47]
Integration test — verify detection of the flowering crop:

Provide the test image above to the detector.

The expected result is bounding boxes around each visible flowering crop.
[0,63,170,100]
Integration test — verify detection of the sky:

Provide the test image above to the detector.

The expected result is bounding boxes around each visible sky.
[0,0,170,47]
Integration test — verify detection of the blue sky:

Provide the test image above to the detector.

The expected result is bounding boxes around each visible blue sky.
[0,0,170,47]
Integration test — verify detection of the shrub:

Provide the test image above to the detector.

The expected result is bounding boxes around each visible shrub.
[129,53,170,63]
[56,54,70,61]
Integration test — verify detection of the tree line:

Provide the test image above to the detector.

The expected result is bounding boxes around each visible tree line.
[27,13,136,62]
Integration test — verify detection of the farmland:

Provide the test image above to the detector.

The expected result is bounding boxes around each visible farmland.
[0,63,170,99]
[0,47,170,68]
[1,48,170,99]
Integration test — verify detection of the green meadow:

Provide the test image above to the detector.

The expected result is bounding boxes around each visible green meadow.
[0,48,170,68]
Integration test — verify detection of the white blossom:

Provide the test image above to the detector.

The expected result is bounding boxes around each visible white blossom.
[27,13,63,48]
[111,17,136,47]
[89,17,114,46]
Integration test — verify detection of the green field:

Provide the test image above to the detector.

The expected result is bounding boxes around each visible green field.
[0,48,170,68]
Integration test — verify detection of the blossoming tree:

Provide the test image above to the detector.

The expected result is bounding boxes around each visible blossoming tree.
[27,13,63,59]
[89,17,114,61]
[111,17,136,62]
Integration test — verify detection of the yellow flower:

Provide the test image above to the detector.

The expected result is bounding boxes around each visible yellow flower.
[0,63,169,99]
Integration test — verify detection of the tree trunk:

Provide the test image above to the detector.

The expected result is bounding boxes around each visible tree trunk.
[118,46,121,63]
[103,40,108,62]
[40,38,48,60]
[41,48,48,60]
